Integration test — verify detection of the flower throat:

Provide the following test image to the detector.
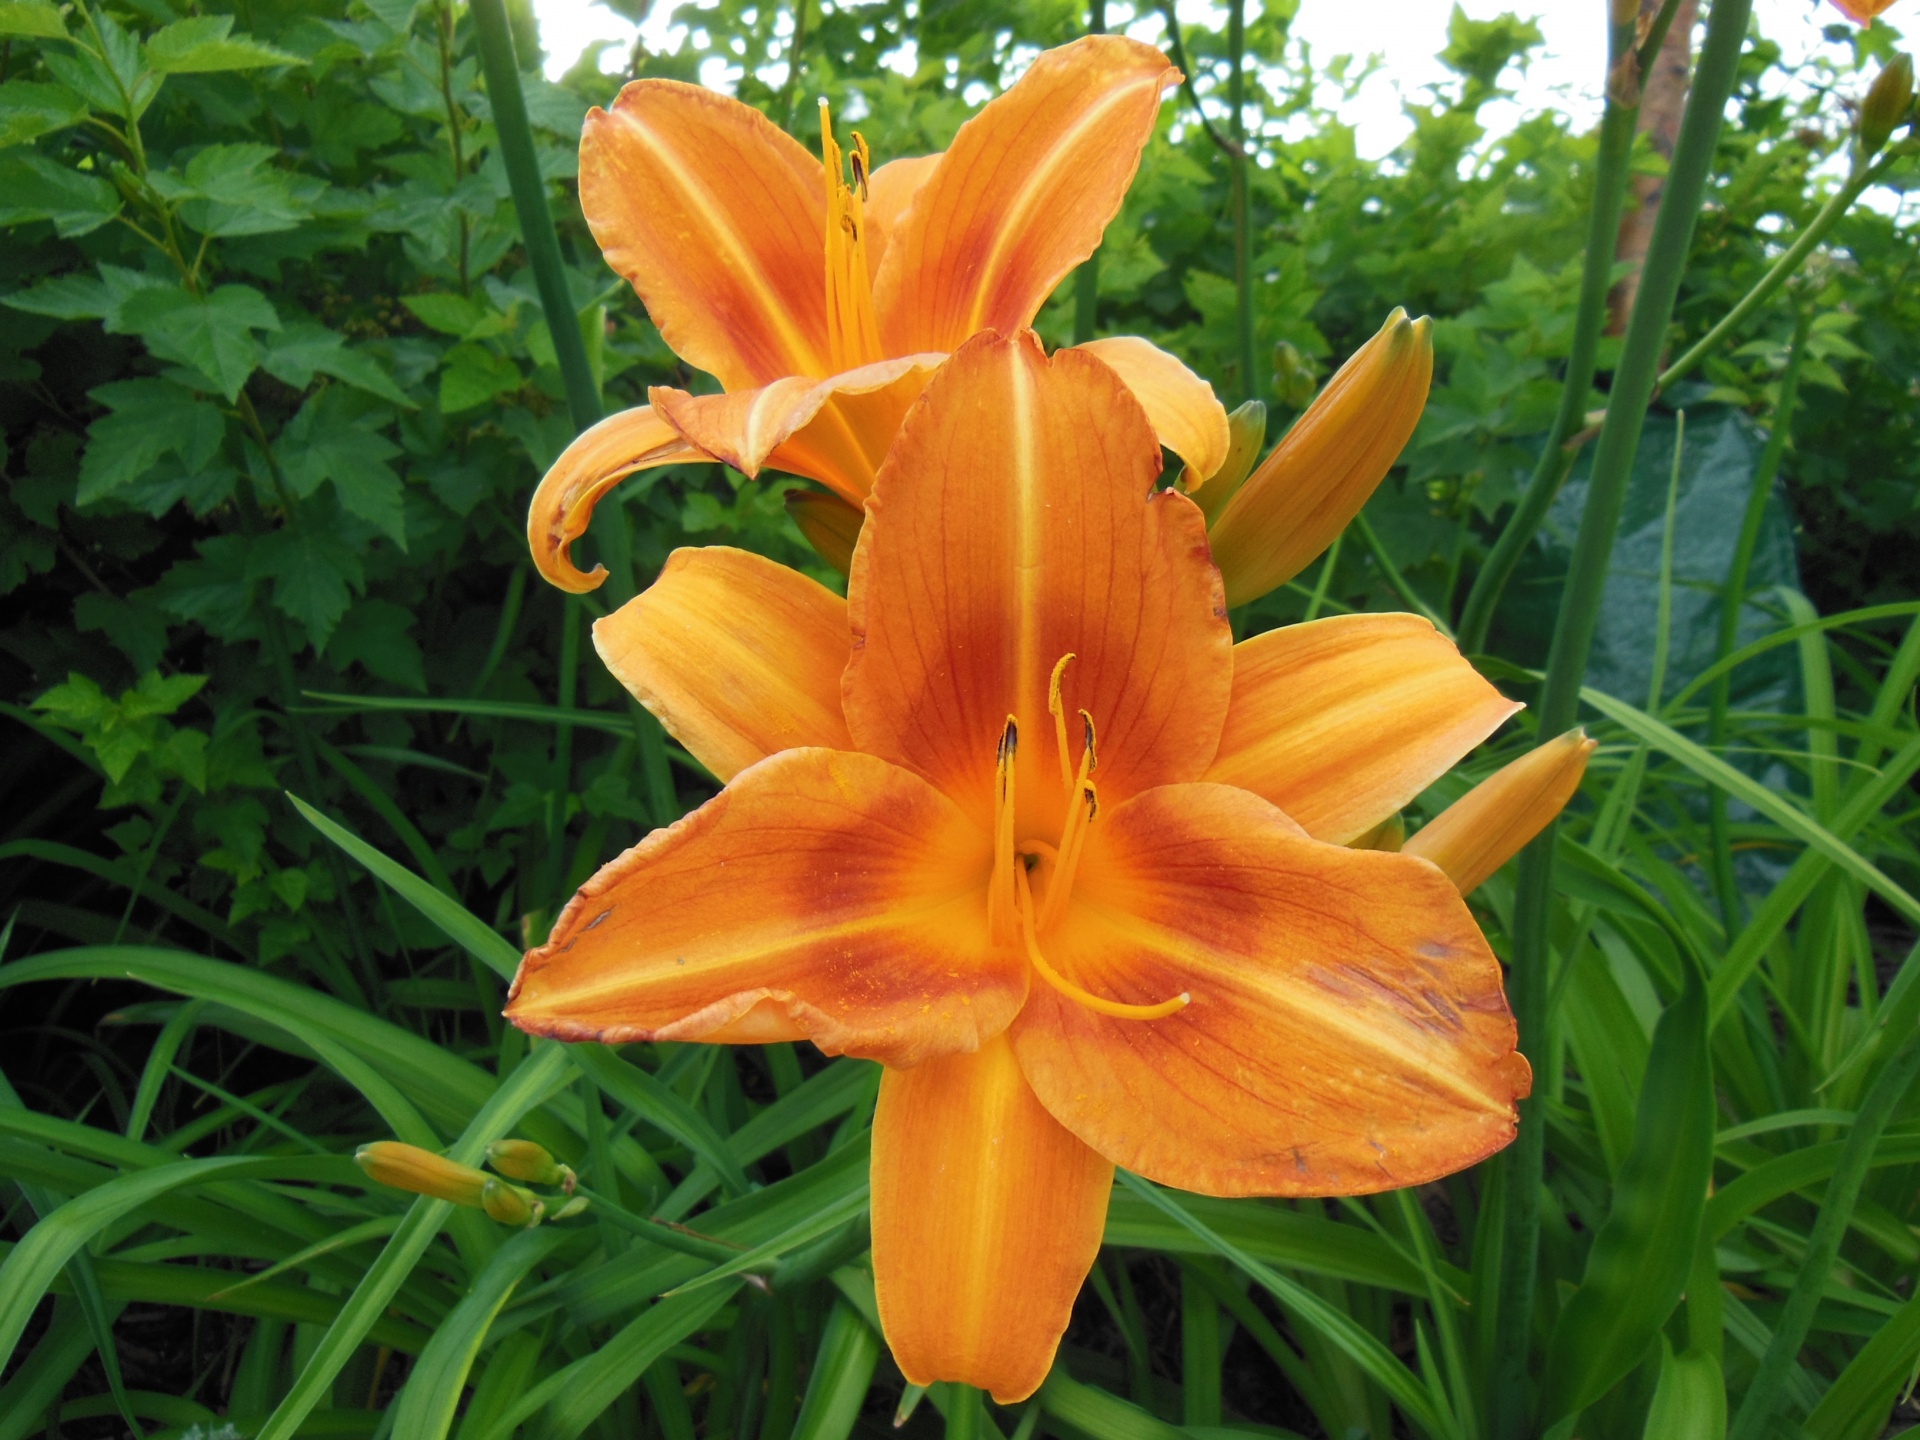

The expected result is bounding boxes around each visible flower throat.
[988,654,1190,1022]
[820,101,884,373]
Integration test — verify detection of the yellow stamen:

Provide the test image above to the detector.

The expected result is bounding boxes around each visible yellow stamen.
[819,100,883,373]
[1047,653,1077,792]
[1039,713,1098,930]
[1015,864,1188,1021]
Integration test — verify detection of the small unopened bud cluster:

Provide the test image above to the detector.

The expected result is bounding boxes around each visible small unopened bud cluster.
[354,1138,586,1229]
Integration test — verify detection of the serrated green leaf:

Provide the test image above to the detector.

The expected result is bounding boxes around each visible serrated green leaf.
[438,342,520,414]
[150,142,309,237]
[402,291,487,337]
[0,80,84,147]
[118,285,279,400]
[245,527,362,647]
[0,152,119,236]
[77,378,225,505]
[0,0,65,39]
[4,271,113,320]
[146,15,304,74]
[327,599,426,692]
[261,323,415,408]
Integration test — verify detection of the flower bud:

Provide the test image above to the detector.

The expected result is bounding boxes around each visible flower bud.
[1860,53,1913,158]
[1829,0,1900,26]
[354,1142,488,1208]
[1180,400,1267,526]
[1207,309,1433,609]
[549,1195,592,1221]
[1403,729,1596,896]
[481,1177,543,1227]
[486,1139,576,1193]
[785,487,863,578]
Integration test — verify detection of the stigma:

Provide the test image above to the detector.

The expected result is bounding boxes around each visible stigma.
[989,658,1191,1023]
[819,100,883,373]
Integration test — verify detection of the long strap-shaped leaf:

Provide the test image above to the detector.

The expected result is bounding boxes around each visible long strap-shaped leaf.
[1115,1171,1454,1439]
[1727,1035,1920,1439]
[252,1042,572,1440]
[1536,939,1715,1427]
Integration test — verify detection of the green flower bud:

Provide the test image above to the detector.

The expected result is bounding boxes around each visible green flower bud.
[481,1177,543,1227]
[486,1138,576,1192]
[1861,53,1914,158]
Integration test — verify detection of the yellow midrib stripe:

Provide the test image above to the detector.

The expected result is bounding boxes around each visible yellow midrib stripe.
[618,105,825,379]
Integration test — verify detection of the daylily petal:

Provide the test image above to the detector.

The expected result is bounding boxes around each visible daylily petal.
[593,547,852,782]
[1204,614,1521,844]
[1404,728,1596,895]
[651,354,943,506]
[581,80,829,390]
[1011,781,1531,1197]
[507,748,1019,1068]
[872,1036,1112,1403]
[864,153,943,278]
[874,37,1179,355]
[526,405,710,594]
[1208,310,1433,608]
[1074,335,1231,482]
[845,331,1232,833]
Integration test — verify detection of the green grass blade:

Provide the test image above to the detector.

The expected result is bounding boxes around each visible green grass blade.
[1727,1036,1920,1440]
[289,793,521,979]
[569,1042,751,1196]
[1640,1342,1726,1440]
[1115,1171,1452,1437]
[388,1227,569,1440]
[1537,941,1713,1427]
[1579,687,1920,930]
[791,1298,883,1440]
[1037,1369,1188,1440]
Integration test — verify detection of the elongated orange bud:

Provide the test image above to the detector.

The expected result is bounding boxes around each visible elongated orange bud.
[1180,399,1267,525]
[785,488,864,577]
[1404,729,1596,896]
[1207,310,1432,608]
[527,405,707,592]
[354,1142,488,1207]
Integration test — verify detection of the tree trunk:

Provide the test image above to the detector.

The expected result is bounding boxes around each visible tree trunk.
[1607,0,1702,335]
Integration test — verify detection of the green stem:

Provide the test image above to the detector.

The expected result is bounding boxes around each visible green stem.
[1656,150,1898,394]
[1354,512,1449,636]
[471,0,603,432]
[1455,39,1640,653]
[1302,529,1343,622]
[1227,0,1256,402]
[1489,3,1753,1436]
[1705,309,1807,929]
[1072,0,1107,346]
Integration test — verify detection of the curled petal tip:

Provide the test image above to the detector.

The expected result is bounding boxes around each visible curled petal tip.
[1209,307,1434,607]
[525,405,708,593]
[1403,727,1596,896]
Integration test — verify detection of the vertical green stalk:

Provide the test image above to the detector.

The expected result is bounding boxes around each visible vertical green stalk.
[1489,3,1752,1435]
[1227,0,1257,402]
[1454,12,1640,652]
[1072,0,1107,345]
[470,0,603,434]
[1706,308,1810,930]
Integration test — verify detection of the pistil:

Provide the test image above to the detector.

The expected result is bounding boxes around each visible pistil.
[819,101,884,373]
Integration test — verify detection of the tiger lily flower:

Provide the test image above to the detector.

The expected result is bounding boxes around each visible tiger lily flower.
[529,36,1231,593]
[507,331,1536,1400]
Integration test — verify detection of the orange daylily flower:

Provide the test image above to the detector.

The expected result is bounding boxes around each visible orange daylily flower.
[1829,0,1898,22]
[529,36,1231,593]
[508,331,1538,1401]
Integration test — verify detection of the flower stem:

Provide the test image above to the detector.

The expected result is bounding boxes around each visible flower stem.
[1488,2,1753,1435]
[1455,32,1640,653]
[1706,306,1810,929]
[470,0,603,433]
[1227,0,1257,403]
[1072,0,1107,346]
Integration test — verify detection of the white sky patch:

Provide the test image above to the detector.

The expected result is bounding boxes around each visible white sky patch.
[529,0,1879,159]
